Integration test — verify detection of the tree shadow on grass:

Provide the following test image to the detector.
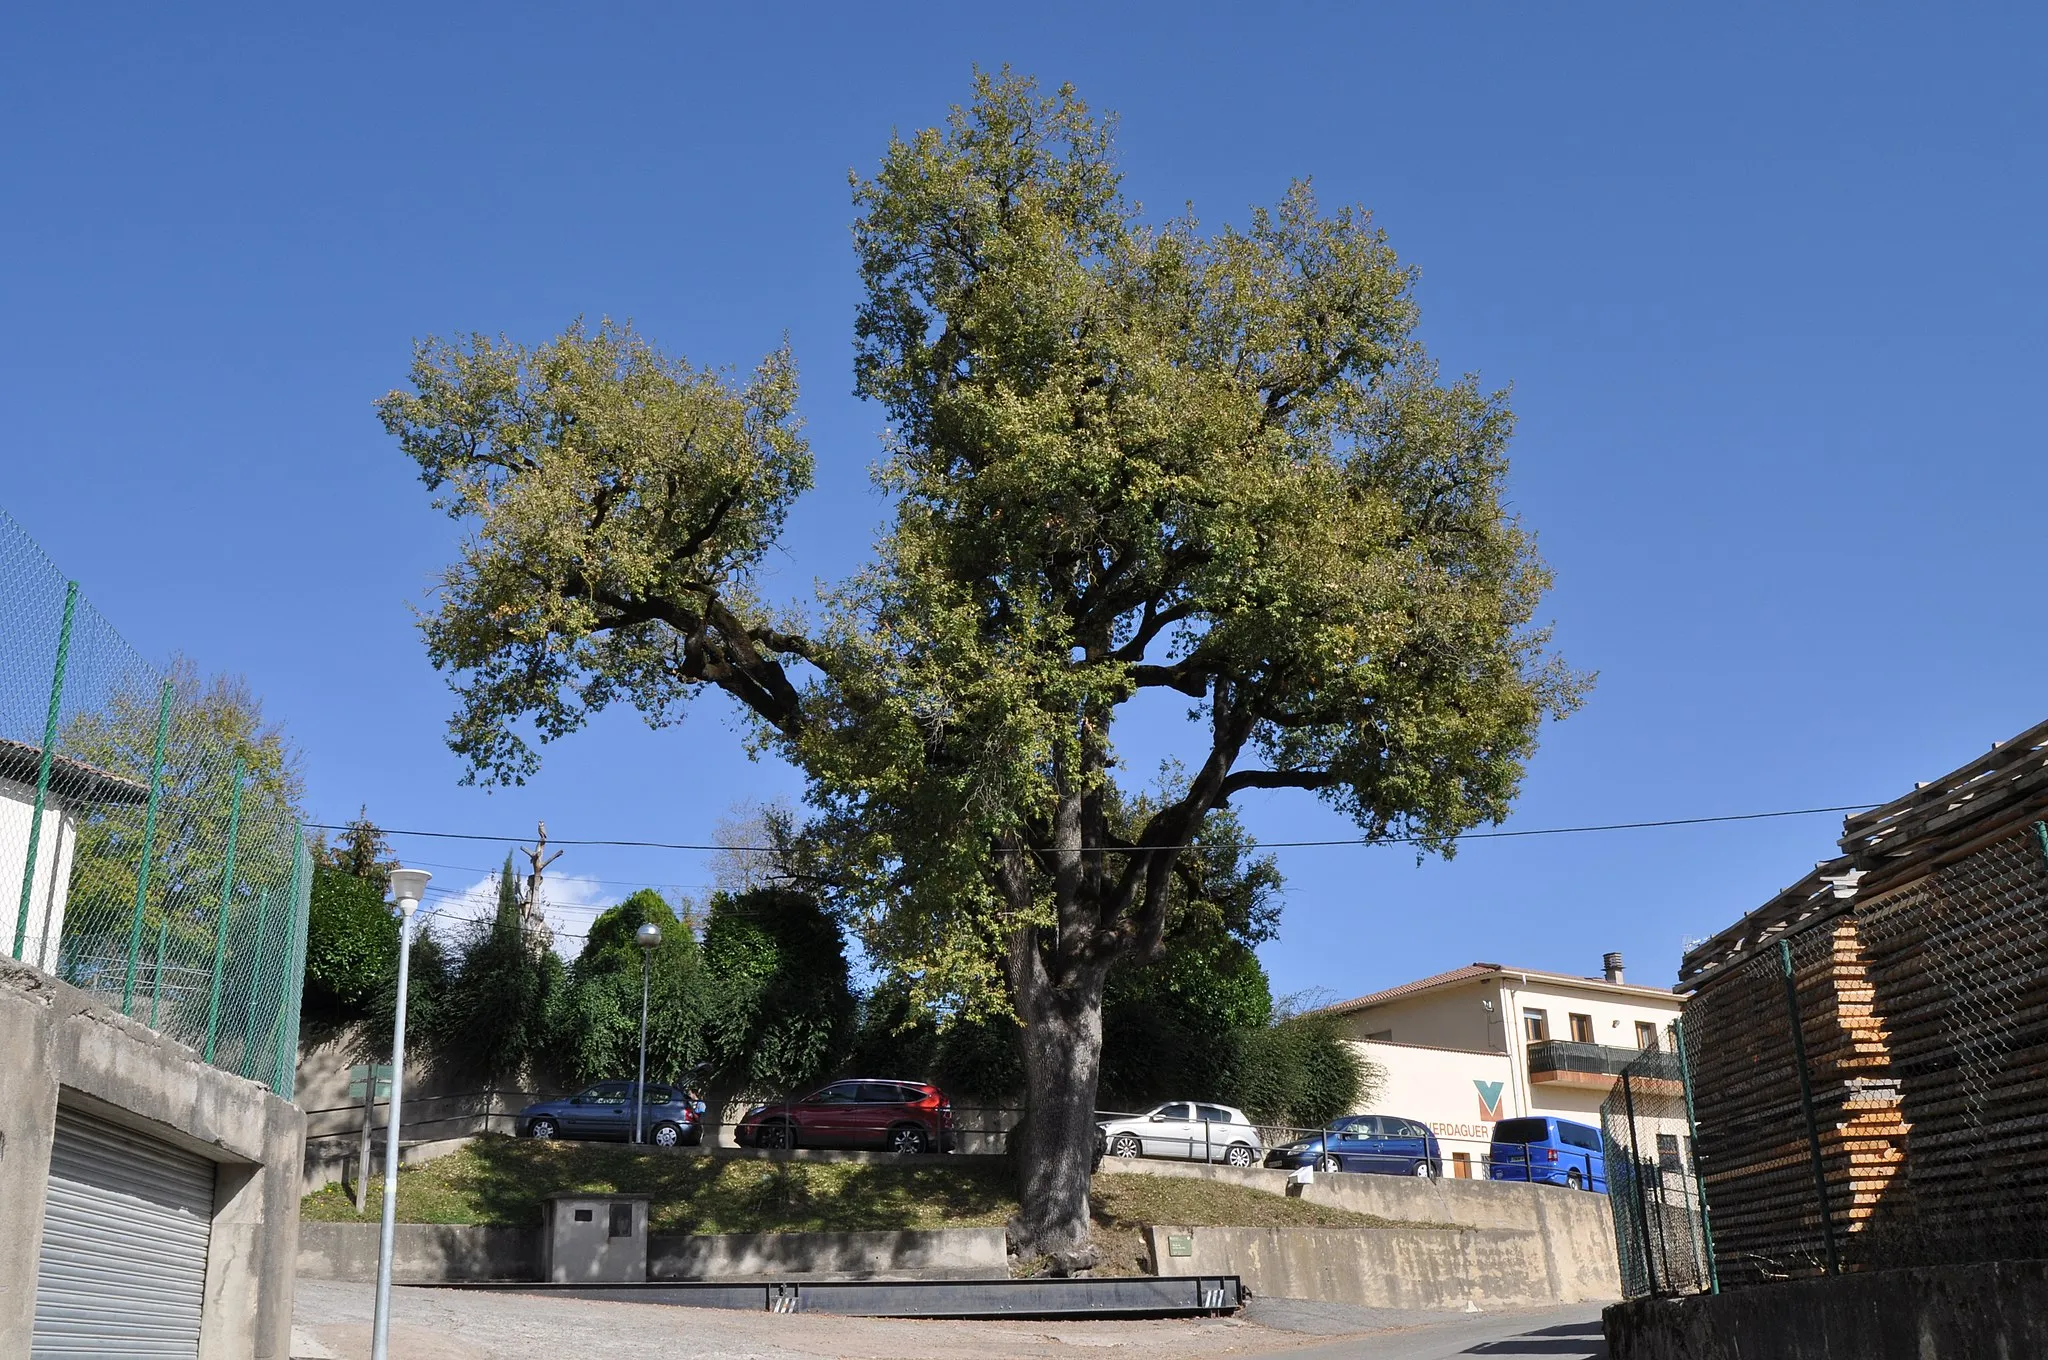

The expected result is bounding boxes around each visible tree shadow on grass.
[456,1137,1016,1235]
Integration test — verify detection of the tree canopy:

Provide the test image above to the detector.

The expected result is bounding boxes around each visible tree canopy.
[381,69,1580,1260]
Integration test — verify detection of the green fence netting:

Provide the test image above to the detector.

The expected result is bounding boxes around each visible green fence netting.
[0,506,308,1098]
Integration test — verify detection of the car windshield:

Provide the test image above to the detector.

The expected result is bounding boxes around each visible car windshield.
[1491,1118,1551,1144]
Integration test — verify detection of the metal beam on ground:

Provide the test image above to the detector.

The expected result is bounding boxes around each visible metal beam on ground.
[442,1274,1244,1319]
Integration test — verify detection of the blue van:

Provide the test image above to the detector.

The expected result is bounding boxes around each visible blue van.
[1487,1116,1607,1191]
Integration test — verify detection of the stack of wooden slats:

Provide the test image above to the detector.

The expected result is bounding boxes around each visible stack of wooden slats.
[1854,836,2048,1264]
[1682,917,1909,1284]
[1677,718,2048,1288]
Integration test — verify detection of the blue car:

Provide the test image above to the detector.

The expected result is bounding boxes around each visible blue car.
[518,1080,704,1147]
[1488,1116,1606,1191]
[1264,1114,1445,1178]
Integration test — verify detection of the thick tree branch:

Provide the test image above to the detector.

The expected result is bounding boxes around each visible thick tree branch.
[1219,767,1342,798]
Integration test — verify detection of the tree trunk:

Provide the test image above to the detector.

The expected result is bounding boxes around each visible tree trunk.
[1009,954,1110,1269]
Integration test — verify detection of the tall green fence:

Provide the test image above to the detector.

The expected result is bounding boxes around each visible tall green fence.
[0,507,308,1098]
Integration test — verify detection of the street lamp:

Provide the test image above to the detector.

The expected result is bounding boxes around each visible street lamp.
[370,867,430,1360]
[634,921,661,1144]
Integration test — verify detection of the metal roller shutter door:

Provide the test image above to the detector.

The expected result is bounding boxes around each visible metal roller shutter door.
[32,1109,216,1359]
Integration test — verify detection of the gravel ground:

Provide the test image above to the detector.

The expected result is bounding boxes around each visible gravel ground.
[292,1280,1607,1360]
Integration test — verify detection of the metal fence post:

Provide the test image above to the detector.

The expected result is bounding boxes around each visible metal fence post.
[241,888,271,1079]
[1620,1070,1661,1295]
[1673,1017,1720,1293]
[150,917,168,1026]
[14,580,78,961]
[203,758,244,1064]
[120,679,175,1014]
[1779,937,1839,1276]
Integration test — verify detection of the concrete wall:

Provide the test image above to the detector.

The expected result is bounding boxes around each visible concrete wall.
[0,959,306,1360]
[1150,1224,1598,1309]
[650,1227,1009,1280]
[297,1222,1009,1282]
[1604,1261,2048,1360]
[297,1221,541,1282]
[1099,1158,1620,1302]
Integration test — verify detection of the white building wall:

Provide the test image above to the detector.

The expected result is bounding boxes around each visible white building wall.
[0,775,79,974]
[1351,1039,1516,1176]
[1337,969,1690,1175]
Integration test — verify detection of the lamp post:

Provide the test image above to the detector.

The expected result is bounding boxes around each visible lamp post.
[370,867,430,1360]
[634,921,661,1144]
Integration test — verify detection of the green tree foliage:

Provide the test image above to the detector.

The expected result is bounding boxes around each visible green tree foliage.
[437,853,563,1081]
[317,807,396,894]
[381,71,1581,1256]
[59,657,307,967]
[701,887,854,1095]
[1213,1012,1374,1130]
[361,925,449,1063]
[302,863,397,1024]
[848,983,1025,1103]
[548,889,710,1087]
[300,810,401,1027]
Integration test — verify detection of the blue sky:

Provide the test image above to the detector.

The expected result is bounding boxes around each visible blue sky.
[5,6,2043,994]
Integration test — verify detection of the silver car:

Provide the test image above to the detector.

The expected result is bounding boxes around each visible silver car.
[1097,1101,1264,1167]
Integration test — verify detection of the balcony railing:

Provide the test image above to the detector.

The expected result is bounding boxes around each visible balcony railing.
[1528,1039,1684,1084]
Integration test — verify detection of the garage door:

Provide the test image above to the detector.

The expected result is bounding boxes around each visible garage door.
[32,1109,216,1359]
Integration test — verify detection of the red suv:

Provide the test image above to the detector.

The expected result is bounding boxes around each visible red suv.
[736,1078,955,1155]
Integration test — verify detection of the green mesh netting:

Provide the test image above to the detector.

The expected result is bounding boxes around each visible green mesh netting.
[1,506,308,1098]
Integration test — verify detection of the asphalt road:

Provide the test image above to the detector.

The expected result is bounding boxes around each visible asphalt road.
[1242,1299,1609,1359]
[293,1279,1610,1360]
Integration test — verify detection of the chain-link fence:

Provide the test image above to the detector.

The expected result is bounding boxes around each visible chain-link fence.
[1614,792,2048,1299]
[1601,1038,1714,1298]
[1,507,308,1097]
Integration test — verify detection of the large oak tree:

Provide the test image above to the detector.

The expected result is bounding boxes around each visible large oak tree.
[379,71,1580,1262]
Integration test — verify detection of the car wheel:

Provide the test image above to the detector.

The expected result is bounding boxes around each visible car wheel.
[527,1117,558,1140]
[1412,1159,1435,1178]
[1315,1153,1341,1174]
[1111,1134,1142,1158]
[1567,1169,1584,1190]
[890,1124,930,1156]
[651,1122,682,1148]
[757,1120,793,1150]
[1225,1143,1257,1168]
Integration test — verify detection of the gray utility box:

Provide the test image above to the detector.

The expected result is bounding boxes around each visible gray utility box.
[542,1192,652,1283]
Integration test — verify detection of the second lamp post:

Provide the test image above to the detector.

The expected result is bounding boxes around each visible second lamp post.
[633,920,660,1144]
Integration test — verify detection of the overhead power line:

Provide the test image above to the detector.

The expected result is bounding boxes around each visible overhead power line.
[306,801,1880,856]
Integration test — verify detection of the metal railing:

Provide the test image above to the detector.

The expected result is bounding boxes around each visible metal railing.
[1528,1038,1684,1082]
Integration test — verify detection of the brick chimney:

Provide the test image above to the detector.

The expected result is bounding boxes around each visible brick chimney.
[1603,952,1625,985]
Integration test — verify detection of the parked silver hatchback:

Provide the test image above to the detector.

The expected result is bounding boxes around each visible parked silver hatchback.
[1097,1101,1264,1167]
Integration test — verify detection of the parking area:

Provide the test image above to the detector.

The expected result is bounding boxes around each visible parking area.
[291,1280,1606,1360]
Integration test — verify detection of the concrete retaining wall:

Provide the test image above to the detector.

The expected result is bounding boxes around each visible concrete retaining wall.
[297,1221,541,1282]
[0,960,306,1360]
[1604,1261,2048,1360]
[1148,1224,1599,1309]
[650,1227,1008,1279]
[297,1222,1007,1282]
[1099,1157,1620,1301]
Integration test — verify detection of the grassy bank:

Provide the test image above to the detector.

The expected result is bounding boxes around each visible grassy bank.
[301,1136,1407,1254]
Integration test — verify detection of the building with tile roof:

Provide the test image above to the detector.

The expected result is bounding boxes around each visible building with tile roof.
[1312,954,1685,1177]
